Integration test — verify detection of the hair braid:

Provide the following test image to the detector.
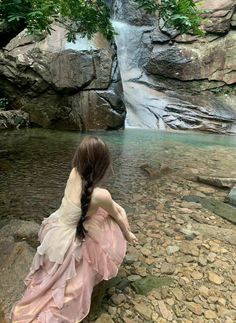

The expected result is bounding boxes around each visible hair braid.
[76,174,94,239]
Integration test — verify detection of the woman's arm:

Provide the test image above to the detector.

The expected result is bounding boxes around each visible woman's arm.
[93,188,138,244]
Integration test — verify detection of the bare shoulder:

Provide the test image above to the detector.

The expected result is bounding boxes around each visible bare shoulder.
[92,188,112,203]
[68,167,79,180]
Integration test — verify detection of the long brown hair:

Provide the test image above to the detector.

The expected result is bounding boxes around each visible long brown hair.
[72,136,112,238]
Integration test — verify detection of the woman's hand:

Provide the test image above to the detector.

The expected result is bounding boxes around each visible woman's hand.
[126,231,138,244]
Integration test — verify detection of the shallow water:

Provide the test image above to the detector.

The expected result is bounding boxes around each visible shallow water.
[0,128,236,227]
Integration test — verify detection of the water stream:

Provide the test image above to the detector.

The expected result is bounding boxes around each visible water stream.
[1,128,236,228]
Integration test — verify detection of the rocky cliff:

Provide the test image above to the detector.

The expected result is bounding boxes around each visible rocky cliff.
[0,0,236,133]
[0,25,125,130]
[113,0,236,133]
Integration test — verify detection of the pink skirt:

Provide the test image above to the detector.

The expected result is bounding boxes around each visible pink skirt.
[11,208,127,322]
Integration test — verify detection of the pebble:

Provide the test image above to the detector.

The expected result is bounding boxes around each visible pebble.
[160,263,175,275]
[111,294,126,305]
[166,245,180,255]
[134,302,153,320]
[208,272,224,285]
[158,300,173,320]
[204,309,217,319]
[191,271,203,280]
[187,302,203,316]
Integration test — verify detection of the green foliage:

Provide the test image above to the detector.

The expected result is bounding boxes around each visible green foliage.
[135,0,205,35]
[0,0,205,42]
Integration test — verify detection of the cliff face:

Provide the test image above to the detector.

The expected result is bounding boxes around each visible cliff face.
[0,25,125,130]
[113,0,236,133]
[0,1,236,133]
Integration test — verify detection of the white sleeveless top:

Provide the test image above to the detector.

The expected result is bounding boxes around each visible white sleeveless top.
[37,185,82,264]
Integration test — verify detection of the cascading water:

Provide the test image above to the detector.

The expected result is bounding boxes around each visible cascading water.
[111,0,236,134]
[112,20,169,129]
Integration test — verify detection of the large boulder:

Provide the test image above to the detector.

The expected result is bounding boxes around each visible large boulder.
[0,110,29,130]
[145,31,236,84]
[199,0,236,34]
[0,25,125,130]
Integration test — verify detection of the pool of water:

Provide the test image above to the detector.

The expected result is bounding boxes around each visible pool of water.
[0,128,236,227]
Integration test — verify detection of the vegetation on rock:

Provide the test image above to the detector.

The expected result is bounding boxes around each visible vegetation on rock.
[0,0,205,42]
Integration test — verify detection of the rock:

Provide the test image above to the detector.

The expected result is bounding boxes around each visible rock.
[191,271,203,280]
[199,0,235,33]
[140,163,172,178]
[187,302,203,316]
[113,0,156,26]
[198,256,207,267]
[95,313,115,323]
[0,110,29,130]
[231,293,236,307]
[208,271,224,285]
[111,293,126,305]
[198,286,209,298]
[0,25,125,131]
[228,185,236,207]
[192,223,236,246]
[197,176,236,189]
[145,31,236,85]
[200,198,236,224]
[207,252,217,263]
[180,242,199,257]
[172,288,184,301]
[0,240,34,322]
[166,245,180,255]
[133,301,153,320]
[131,276,174,295]
[0,219,40,248]
[204,309,217,319]
[158,300,173,320]
[160,263,175,275]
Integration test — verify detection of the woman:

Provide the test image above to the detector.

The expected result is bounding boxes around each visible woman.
[11,136,138,322]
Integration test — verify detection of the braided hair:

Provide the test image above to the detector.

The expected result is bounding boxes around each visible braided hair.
[72,136,112,239]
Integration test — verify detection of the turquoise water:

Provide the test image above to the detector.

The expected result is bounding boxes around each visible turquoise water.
[0,128,236,227]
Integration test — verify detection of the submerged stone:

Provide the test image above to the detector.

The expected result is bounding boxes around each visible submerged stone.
[228,185,236,207]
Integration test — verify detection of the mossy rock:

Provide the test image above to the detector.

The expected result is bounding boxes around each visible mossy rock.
[131,276,175,295]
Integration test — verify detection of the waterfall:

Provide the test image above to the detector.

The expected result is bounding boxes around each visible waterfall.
[112,20,170,129]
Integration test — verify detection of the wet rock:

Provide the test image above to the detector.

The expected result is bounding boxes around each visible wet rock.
[200,198,236,224]
[197,176,236,189]
[192,223,236,245]
[0,219,40,248]
[0,240,34,322]
[140,163,172,178]
[228,185,236,207]
[0,110,29,130]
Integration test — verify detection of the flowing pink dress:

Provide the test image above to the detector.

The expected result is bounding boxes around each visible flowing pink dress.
[11,186,127,322]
